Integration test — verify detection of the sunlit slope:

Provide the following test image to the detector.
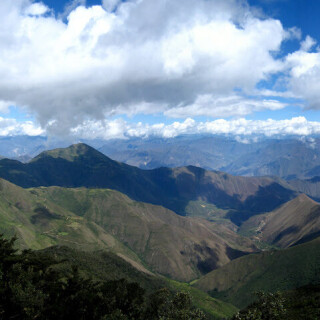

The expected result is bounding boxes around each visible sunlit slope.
[241,194,320,247]
[0,178,256,281]
[33,186,257,281]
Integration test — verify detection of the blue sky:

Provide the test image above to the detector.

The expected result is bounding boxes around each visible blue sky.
[1,0,320,138]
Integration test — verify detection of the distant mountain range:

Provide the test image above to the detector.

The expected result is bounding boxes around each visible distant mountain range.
[1,135,320,181]
[98,136,320,180]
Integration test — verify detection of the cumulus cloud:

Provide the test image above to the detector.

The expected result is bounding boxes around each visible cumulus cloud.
[69,116,320,139]
[0,0,292,135]
[24,2,49,16]
[300,35,316,52]
[0,117,44,136]
[284,36,320,109]
[2,114,320,138]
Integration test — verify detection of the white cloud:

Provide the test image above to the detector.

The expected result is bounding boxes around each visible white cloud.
[284,36,320,109]
[25,2,49,16]
[300,35,316,52]
[0,0,291,135]
[200,116,318,136]
[164,95,287,118]
[1,114,320,139]
[68,116,320,139]
[0,117,44,136]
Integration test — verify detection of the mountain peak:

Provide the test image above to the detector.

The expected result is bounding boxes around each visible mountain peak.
[32,143,106,162]
[294,193,316,204]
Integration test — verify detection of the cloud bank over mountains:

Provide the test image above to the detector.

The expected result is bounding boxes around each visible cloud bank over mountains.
[0,0,319,137]
[4,116,320,139]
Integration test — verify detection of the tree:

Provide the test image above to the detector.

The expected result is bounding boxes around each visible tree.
[232,292,286,320]
[146,288,206,320]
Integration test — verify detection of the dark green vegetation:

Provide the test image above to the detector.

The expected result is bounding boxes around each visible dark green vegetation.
[233,287,320,320]
[0,143,298,224]
[193,236,320,309]
[0,234,214,320]
[232,292,287,320]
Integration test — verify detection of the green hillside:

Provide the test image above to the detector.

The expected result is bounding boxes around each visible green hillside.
[29,185,257,281]
[38,246,238,319]
[193,237,320,308]
[0,178,257,282]
[0,234,236,320]
[37,245,164,294]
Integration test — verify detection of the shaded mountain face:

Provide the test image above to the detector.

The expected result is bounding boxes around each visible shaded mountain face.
[0,178,257,282]
[193,236,320,308]
[288,177,320,201]
[240,194,320,248]
[0,143,298,223]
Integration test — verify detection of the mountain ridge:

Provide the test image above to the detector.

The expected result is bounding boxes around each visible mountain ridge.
[0,143,299,223]
[240,193,320,248]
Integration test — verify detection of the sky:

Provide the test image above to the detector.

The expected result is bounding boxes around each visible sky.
[1,0,320,139]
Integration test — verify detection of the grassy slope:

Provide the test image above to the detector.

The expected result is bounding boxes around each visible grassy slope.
[0,178,158,274]
[193,237,320,308]
[33,186,257,281]
[168,280,238,319]
[0,178,257,282]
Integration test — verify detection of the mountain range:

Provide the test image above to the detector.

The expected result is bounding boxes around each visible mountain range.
[0,143,299,225]
[1,141,320,318]
[2,135,320,181]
